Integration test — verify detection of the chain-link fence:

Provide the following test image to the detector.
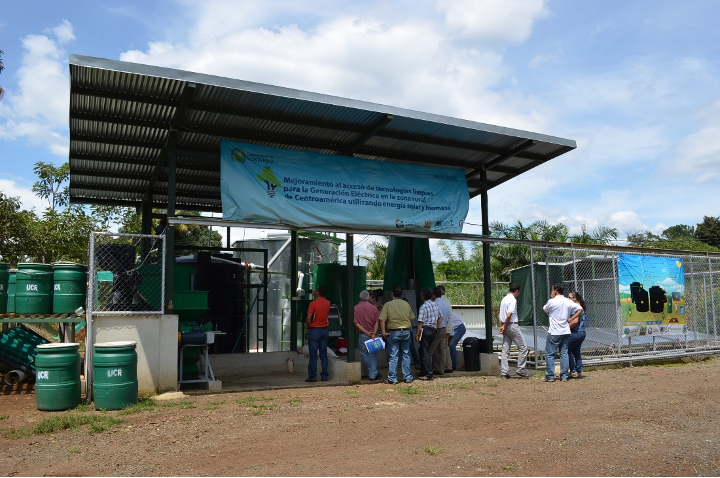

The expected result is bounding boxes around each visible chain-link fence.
[88,232,165,315]
[521,245,720,366]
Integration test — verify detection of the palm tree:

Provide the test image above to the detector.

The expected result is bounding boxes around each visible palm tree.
[360,237,388,280]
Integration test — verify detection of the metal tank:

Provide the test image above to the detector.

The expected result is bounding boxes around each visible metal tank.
[233,233,341,352]
[175,253,247,353]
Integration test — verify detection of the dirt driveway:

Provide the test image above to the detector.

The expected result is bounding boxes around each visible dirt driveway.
[1,357,719,477]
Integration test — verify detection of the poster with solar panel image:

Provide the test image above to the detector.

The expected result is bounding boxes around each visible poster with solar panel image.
[618,254,686,337]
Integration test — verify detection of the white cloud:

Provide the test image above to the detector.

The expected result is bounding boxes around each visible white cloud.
[0,21,72,157]
[0,179,48,212]
[436,0,548,48]
[49,19,75,44]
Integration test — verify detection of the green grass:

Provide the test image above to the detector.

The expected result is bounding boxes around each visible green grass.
[68,447,81,454]
[0,415,7,421]
[502,465,516,471]
[423,446,444,456]
[208,400,226,406]
[73,404,94,412]
[288,398,303,407]
[118,398,158,415]
[397,386,422,395]
[205,405,220,410]
[437,382,470,390]
[5,413,129,437]
[235,396,274,411]
[179,400,196,409]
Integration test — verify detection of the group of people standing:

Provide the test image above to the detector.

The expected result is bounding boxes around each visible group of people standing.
[352,285,466,384]
[499,282,587,382]
[305,281,587,384]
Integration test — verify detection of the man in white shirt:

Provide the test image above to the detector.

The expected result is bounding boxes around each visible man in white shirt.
[542,283,582,382]
[498,283,529,379]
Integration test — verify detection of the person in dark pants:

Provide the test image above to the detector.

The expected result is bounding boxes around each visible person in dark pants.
[306,285,330,382]
[568,291,587,379]
[416,287,442,381]
[380,286,415,384]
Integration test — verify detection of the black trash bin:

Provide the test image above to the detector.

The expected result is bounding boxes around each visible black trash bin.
[463,337,481,371]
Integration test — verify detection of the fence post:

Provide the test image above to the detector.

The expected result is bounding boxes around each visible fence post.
[709,256,718,345]
[571,244,578,293]
[611,250,622,362]
[704,274,710,352]
[689,259,694,354]
[86,232,96,403]
[530,246,538,369]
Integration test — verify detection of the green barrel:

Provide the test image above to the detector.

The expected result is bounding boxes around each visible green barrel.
[15,263,53,314]
[0,263,9,314]
[7,269,17,313]
[34,343,81,411]
[52,263,87,314]
[93,341,138,410]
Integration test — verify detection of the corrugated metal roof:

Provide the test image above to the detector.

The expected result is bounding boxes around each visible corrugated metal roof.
[69,54,576,212]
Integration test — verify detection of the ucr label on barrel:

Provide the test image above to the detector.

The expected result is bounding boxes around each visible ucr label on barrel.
[37,371,49,379]
[107,369,123,377]
[26,284,38,291]
[54,284,61,291]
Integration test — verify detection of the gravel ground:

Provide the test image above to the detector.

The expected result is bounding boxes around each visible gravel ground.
[1,357,719,476]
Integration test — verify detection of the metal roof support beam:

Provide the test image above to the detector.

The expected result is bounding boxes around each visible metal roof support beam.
[290,231,298,352]
[480,168,493,354]
[345,114,393,155]
[465,139,535,180]
[143,83,197,207]
[346,233,355,362]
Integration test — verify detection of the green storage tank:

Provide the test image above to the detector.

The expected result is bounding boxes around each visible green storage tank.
[52,262,87,314]
[34,343,81,411]
[93,341,138,410]
[15,263,53,315]
[0,263,8,314]
[7,269,17,313]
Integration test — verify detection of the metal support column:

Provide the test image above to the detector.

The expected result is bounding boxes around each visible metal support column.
[346,233,355,362]
[290,230,298,351]
[164,131,176,313]
[529,246,538,368]
[480,168,493,353]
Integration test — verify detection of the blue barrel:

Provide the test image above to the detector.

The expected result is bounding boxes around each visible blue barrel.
[93,341,138,410]
[35,343,82,411]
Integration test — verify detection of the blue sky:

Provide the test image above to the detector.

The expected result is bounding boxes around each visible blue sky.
[2,0,720,261]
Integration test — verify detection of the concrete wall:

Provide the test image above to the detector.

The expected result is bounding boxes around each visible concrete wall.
[212,350,361,384]
[91,314,179,396]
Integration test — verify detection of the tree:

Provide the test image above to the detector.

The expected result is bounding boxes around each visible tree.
[0,49,5,101]
[625,228,717,252]
[570,226,619,245]
[662,224,695,240]
[0,193,37,265]
[696,216,720,248]
[360,237,388,280]
[32,161,70,210]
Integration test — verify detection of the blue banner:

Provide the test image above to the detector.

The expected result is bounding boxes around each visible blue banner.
[220,141,469,233]
[617,254,686,337]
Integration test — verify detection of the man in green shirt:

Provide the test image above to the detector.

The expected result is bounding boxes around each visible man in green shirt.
[380,285,415,384]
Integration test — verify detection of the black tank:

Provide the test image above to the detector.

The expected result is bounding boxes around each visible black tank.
[649,286,667,314]
[176,252,247,353]
[635,288,649,313]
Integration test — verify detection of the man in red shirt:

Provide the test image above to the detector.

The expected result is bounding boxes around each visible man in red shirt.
[306,285,330,382]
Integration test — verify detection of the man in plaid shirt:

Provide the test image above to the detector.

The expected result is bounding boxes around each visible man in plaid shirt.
[416,287,443,381]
